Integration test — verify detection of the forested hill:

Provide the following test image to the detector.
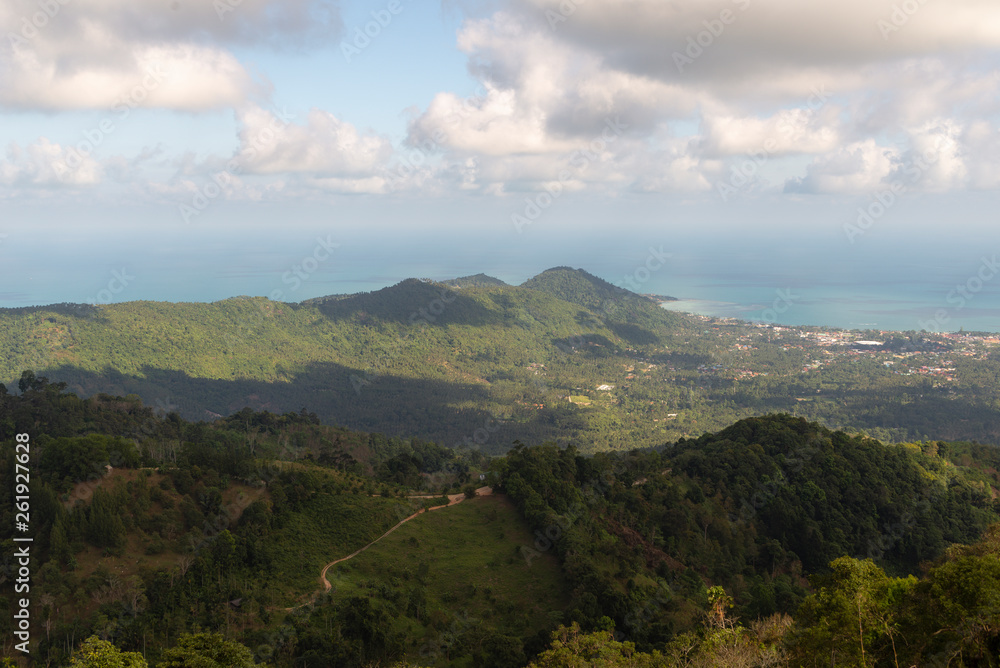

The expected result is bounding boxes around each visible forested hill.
[2,266,1000,451]
[494,413,1000,665]
[521,267,668,312]
[441,273,509,288]
[0,268,702,452]
[4,384,1000,666]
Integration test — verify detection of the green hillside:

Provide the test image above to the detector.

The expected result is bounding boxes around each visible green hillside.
[0,270,700,452]
[521,266,653,311]
[520,267,691,349]
[441,274,509,288]
[2,267,1000,453]
[320,494,570,667]
[4,386,1000,666]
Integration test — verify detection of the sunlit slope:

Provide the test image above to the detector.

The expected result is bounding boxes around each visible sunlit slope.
[321,493,571,667]
[0,271,695,451]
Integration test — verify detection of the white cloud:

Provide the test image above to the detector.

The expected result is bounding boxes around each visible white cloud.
[1,0,340,49]
[785,140,899,194]
[0,42,261,111]
[4,0,998,200]
[402,0,1000,196]
[303,176,389,194]
[517,0,1000,85]
[233,107,393,177]
[0,0,339,111]
[0,138,102,187]
[143,106,396,200]
[896,120,967,192]
[700,107,842,157]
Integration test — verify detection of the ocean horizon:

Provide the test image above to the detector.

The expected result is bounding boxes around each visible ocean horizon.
[659,288,1000,334]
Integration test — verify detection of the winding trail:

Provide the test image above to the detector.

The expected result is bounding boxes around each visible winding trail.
[287,486,493,611]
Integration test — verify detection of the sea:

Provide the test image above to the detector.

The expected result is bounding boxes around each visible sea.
[656,277,1000,334]
[4,231,998,334]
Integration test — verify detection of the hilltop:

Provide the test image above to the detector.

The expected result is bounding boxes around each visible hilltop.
[1,267,1000,450]
[521,266,647,310]
[0,268,700,451]
[440,273,509,288]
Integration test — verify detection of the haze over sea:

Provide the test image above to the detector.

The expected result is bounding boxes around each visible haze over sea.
[9,247,997,334]
[4,197,997,334]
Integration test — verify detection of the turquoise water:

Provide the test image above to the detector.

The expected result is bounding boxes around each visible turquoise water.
[658,286,1000,333]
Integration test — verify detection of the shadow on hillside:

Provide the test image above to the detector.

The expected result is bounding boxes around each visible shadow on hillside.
[720,384,1000,444]
[47,362,552,453]
[311,279,503,328]
[606,322,660,346]
[551,334,617,357]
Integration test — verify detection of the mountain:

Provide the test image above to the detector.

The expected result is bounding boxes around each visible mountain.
[440,273,509,288]
[0,275,683,451]
[2,268,1000,451]
[521,266,652,311]
[306,277,500,325]
[521,267,691,345]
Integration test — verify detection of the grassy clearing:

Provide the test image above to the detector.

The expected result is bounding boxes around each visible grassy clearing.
[322,494,570,665]
[271,492,414,598]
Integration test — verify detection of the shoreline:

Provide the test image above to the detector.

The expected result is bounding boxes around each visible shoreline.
[659,298,1000,336]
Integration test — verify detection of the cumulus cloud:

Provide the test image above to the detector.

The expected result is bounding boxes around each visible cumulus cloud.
[0,43,261,111]
[0,138,102,187]
[896,121,967,192]
[517,0,1000,89]
[233,107,393,178]
[402,0,1000,196]
[629,151,721,193]
[5,0,998,199]
[700,106,842,157]
[153,106,395,200]
[0,0,339,110]
[785,140,899,194]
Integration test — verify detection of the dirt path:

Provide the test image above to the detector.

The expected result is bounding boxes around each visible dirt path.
[287,486,493,611]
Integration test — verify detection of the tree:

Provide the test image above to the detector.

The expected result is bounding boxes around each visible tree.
[476,631,526,668]
[905,526,1000,663]
[18,370,38,394]
[528,623,665,667]
[68,636,147,668]
[790,557,915,667]
[157,633,255,668]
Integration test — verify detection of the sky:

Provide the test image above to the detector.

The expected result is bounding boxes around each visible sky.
[1,0,999,330]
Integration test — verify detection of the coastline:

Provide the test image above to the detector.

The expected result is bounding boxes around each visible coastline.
[659,297,1000,335]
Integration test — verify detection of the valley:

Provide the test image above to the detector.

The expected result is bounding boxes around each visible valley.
[1,268,998,455]
[2,267,1000,665]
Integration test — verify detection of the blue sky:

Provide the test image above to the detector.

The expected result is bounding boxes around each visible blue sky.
[1,0,999,329]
